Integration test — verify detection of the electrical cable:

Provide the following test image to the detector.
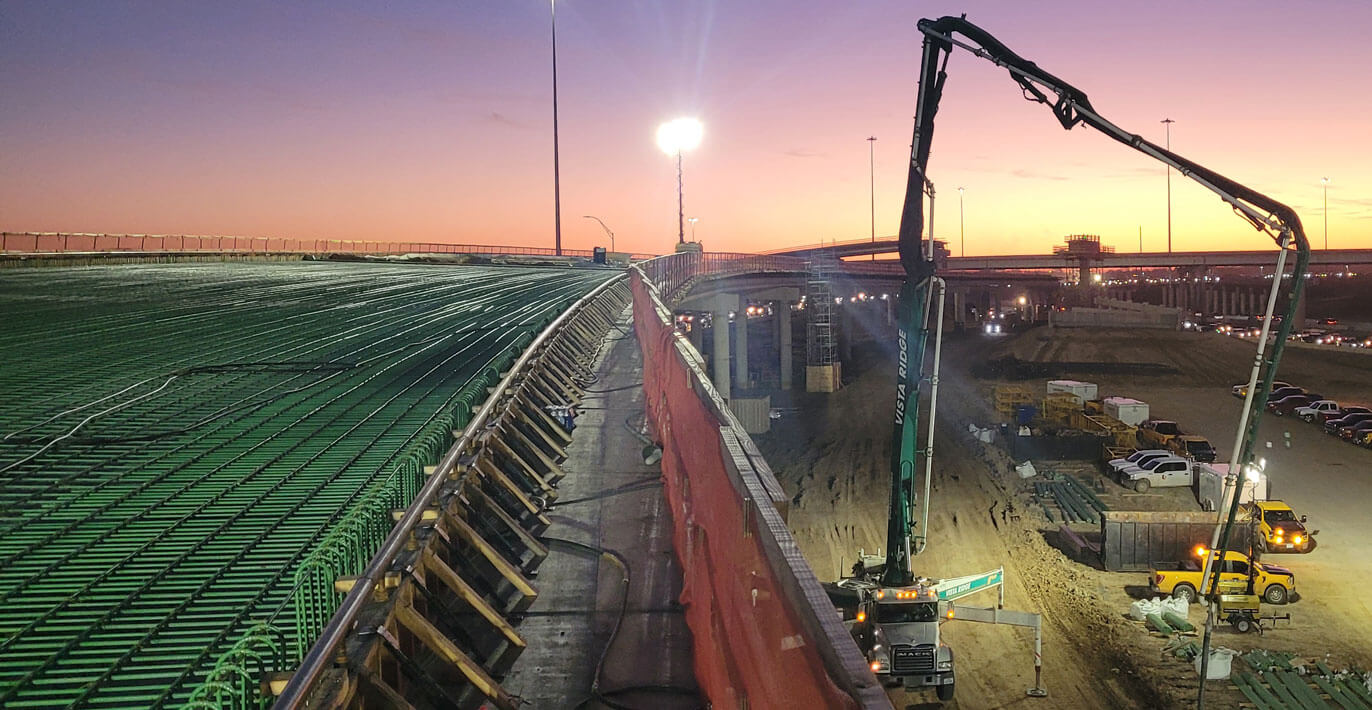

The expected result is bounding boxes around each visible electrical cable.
[542,537,703,710]
[545,477,660,508]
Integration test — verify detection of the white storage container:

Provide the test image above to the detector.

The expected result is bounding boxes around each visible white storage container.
[1103,397,1150,426]
[1046,379,1098,405]
[1193,463,1268,512]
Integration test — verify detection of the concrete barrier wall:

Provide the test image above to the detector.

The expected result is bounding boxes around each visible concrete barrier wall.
[631,268,890,710]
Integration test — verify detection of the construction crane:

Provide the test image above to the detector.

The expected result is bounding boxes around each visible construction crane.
[845,14,1310,706]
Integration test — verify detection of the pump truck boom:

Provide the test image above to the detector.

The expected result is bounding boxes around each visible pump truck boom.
[847,14,1309,705]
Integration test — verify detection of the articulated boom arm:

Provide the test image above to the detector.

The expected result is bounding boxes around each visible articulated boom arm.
[884,15,1311,597]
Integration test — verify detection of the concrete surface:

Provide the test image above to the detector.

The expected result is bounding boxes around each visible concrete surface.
[502,316,700,709]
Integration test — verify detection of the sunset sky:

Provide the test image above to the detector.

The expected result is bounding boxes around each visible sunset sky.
[2,1,1369,256]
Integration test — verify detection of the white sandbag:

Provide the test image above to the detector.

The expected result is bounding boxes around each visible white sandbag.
[1128,599,1153,622]
[1162,596,1189,618]
[1195,648,1239,679]
[977,428,994,443]
[1015,461,1037,479]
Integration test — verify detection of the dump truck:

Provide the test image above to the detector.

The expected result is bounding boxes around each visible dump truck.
[1150,546,1295,605]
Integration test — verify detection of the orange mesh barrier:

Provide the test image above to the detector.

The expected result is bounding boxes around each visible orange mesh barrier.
[631,269,884,710]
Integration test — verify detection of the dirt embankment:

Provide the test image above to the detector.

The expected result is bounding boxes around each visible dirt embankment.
[757,325,1372,709]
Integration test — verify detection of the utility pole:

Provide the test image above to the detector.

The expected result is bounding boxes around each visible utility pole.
[868,136,877,260]
[1322,177,1330,250]
[550,0,563,256]
[1161,118,1174,253]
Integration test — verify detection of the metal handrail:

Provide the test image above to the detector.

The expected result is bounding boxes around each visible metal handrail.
[0,231,658,261]
[272,271,627,708]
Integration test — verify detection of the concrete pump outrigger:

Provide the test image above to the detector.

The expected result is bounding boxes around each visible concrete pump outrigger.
[846,14,1310,706]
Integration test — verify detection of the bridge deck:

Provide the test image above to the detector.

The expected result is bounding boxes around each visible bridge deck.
[501,319,699,708]
[0,262,608,708]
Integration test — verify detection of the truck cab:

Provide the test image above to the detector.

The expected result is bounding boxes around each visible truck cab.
[1241,500,1317,553]
[1120,456,1191,492]
[1168,434,1217,463]
[852,585,955,701]
[1137,420,1183,448]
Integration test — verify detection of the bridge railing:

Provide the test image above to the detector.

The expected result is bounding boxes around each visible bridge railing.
[0,231,657,261]
[629,265,891,709]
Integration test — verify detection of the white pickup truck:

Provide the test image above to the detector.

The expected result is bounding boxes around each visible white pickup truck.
[1106,449,1170,477]
[1119,455,1192,493]
[1296,400,1339,422]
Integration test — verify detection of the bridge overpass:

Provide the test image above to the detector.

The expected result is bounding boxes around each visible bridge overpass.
[771,236,1372,271]
[0,251,897,710]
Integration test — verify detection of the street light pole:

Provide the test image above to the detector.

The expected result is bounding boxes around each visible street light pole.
[957,186,965,258]
[1322,177,1330,250]
[656,118,703,247]
[582,215,614,253]
[550,0,563,256]
[868,135,876,261]
[1161,118,1174,253]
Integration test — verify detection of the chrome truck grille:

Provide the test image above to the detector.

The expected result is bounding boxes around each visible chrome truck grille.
[891,644,936,673]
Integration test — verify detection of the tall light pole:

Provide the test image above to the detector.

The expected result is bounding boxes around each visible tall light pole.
[1161,118,1175,253]
[583,215,614,252]
[957,186,966,257]
[688,216,699,242]
[867,135,877,261]
[656,118,703,245]
[1322,177,1330,250]
[550,0,563,255]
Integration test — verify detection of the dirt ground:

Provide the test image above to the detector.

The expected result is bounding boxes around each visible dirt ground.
[756,324,1372,710]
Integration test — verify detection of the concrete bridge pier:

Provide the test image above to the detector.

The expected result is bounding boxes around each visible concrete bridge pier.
[776,302,793,390]
[734,305,750,392]
[710,293,738,400]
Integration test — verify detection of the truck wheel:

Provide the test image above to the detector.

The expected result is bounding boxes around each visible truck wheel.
[1256,537,1268,555]
[1172,584,1197,604]
[1263,584,1289,605]
[937,683,955,702]
[1134,479,1151,493]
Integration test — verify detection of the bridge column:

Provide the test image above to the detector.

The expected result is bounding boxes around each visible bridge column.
[777,302,793,390]
[711,294,738,401]
[687,313,704,352]
[734,303,750,392]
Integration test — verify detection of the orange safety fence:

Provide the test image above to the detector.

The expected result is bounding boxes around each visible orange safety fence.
[631,268,889,710]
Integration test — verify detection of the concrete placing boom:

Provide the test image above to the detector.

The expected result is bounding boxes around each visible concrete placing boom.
[854,13,1310,706]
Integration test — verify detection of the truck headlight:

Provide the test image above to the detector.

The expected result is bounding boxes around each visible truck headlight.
[937,659,953,671]
[1293,535,1303,545]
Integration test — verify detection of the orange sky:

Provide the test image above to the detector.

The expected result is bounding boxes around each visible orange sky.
[2,1,1369,256]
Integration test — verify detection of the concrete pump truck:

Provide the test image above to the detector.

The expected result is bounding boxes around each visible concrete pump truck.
[842,15,1310,706]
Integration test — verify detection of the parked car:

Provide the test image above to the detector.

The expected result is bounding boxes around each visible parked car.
[1340,420,1372,442]
[1268,394,1323,416]
[1232,381,1292,398]
[1321,405,1371,424]
[1138,420,1184,448]
[1326,412,1372,436]
[1117,452,1185,479]
[1265,386,1306,404]
[1168,435,1218,463]
[1106,449,1171,475]
[1120,456,1192,493]
[1295,400,1340,422]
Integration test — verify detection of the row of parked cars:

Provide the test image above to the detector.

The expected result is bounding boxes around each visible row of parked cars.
[1231,381,1372,446]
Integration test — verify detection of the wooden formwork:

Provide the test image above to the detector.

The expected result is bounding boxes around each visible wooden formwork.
[992,384,1035,417]
[291,279,631,710]
[1041,392,1081,426]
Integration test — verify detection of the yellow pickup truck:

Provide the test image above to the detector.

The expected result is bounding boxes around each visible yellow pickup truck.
[1150,547,1295,605]
[1239,500,1317,554]
[1137,420,1183,448]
